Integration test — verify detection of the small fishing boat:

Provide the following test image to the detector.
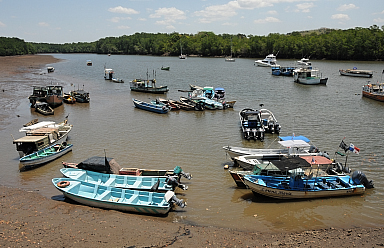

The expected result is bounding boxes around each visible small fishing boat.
[63,93,76,104]
[35,101,54,115]
[157,98,181,110]
[104,68,114,80]
[244,171,368,199]
[130,78,169,94]
[86,60,92,66]
[260,108,281,133]
[28,85,64,108]
[255,54,279,67]
[239,108,265,140]
[112,78,124,83]
[70,89,90,103]
[52,178,186,215]
[293,67,328,85]
[19,143,73,171]
[47,67,55,73]
[161,66,170,71]
[272,66,295,76]
[133,98,170,114]
[362,82,384,102]
[339,68,373,78]
[60,168,188,192]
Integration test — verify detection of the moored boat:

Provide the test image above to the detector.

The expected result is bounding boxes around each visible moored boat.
[47,67,55,73]
[260,108,281,133]
[133,98,170,114]
[28,85,63,108]
[255,54,279,67]
[239,108,265,140]
[161,66,170,70]
[293,67,328,85]
[339,68,373,78]
[86,60,92,66]
[63,93,76,104]
[35,101,54,115]
[19,143,73,171]
[362,82,384,102]
[70,89,90,103]
[52,178,186,215]
[130,78,169,94]
[60,168,188,192]
[104,68,114,80]
[112,78,124,83]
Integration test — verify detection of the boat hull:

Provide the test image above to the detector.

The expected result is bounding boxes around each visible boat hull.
[362,91,384,102]
[133,98,169,114]
[339,69,373,78]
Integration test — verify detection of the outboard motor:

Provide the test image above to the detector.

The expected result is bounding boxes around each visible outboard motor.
[268,122,274,133]
[351,171,374,189]
[173,166,192,180]
[164,191,187,208]
[166,176,188,190]
[274,123,280,133]
[308,145,319,153]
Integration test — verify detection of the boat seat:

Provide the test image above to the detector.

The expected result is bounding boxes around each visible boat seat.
[103,178,115,187]
[317,182,330,189]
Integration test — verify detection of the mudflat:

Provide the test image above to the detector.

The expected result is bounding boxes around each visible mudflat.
[0,55,383,247]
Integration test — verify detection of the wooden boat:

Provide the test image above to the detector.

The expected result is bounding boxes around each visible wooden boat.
[239,108,265,140]
[13,119,72,158]
[293,67,328,85]
[133,98,170,114]
[104,68,114,80]
[52,178,186,215]
[70,89,90,103]
[339,69,373,78]
[112,78,124,83]
[179,96,205,111]
[130,78,169,94]
[161,66,170,70]
[243,173,366,199]
[255,54,279,67]
[362,83,384,102]
[189,84,204,90]
[47,67,55,73]
[23,118,38,127]
[60,168,188,192]
[35,102,54,115]
[260,108,281,133]
[28,85,63,108]
[63,93,76,104]
[158,98,181,110]
[19,143,73,171]
[223,135,321,160]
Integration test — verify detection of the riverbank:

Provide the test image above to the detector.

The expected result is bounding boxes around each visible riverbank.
[0,54,383,247]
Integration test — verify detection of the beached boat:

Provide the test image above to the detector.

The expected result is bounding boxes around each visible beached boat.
[133,98,170,114]
[13,119,72,158]
[243,172,367,199]
[239,108,265,140]
[223,135,321,160]
[130,78,169,94]
[28,85,63,108]
[362,82,384,102]
[255,54,279,67]
[339,68,373,78]
[19,143,73,171]
[60,168,188,192]
[35,101,54,115]
[47,67,55,73]
[260,108,281,133]
[112,78,124,83]
[70,89,90,103]
[293,67,328,85]
[104,68,114,80]
[52,178,186,215]
[161,66,170,71]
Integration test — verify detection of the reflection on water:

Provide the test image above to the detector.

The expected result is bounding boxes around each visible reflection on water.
[1,54,384,232]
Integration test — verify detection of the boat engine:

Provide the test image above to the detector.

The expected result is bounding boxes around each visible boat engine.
[268,122,274,133]
[173,166,192,180]
[166,176,188,190]
[308,146,319,153]
[274,123,280,133]
[169,194,187,208]
[352,171,374,189]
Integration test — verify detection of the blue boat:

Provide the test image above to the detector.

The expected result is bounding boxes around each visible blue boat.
[244,172,368,200]
[52,178,186,215]
[133,98,170,114]
[60,168,188,192]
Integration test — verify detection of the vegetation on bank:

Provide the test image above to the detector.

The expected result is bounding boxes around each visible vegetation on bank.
[1,25,384,60]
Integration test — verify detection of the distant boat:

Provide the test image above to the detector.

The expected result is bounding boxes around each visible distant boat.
[112,78,124,83]
[225,38,235,62]
[104,68,114,80]
[63,93,76,104]
[293,67,328,85]
[161,66,170,71]
[133,98,170,114]
[19,143,73,171]
[86,60,92,66]
[70,89,90,103]
[47,67,55,73]
[52,178,186,215]
[35,101,54,115]
[239,108,265,140]
[130,78,169,94]
[179,44,186,59]
[339,68,373,78]
[297,58,311,66]
[28,85,64,108]
[255,54,279,67]
[362,82,384,102]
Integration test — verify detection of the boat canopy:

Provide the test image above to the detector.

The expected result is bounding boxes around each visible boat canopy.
[279,135,310,143]
[278,140,310,148]
[214,87,225,91]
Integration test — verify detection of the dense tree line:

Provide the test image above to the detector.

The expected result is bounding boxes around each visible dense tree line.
[1,25,384,60]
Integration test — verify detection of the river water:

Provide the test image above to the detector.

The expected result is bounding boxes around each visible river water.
[1,54,384,233]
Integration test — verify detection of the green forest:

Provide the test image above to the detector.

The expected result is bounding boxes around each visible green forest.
[1,25,384,60]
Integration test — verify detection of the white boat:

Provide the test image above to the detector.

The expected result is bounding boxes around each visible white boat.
[297,58,311,66]
[255,54,279,67]
[225,39,235,62]
[260,108,281,134]
[239,108,265,140]
[19,143,73,171]
[179,44,186,59]
[13,119,72,158]
[244,173,366,199]
[293,67,328,85]
[104,68,114,80]
[223,135,321,160]
[339,69,373,78]
[47,67,55,73]
[52,178,186,215]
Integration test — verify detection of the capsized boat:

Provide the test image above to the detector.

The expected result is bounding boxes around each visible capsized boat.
[52,178,186,215]
[362,82,384,102]
[19,143,73,171]
[243,171,369,199]
[133,98,170,114]
[239,108,265,140]
[60,168,188,192]
[255,54,279,67]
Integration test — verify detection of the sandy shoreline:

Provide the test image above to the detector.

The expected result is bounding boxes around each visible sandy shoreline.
[0,54,383,247]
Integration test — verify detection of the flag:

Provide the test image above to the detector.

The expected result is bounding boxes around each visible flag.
[339,140,349,152]
[349,143,360,154]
